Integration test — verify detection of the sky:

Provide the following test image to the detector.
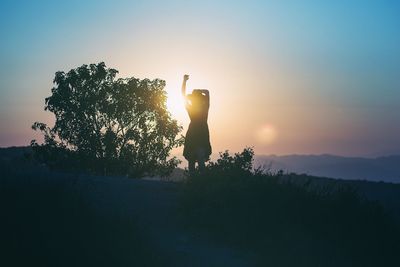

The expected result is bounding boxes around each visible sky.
[0,0,399,156]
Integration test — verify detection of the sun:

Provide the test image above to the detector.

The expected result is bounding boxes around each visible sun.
[166,87,186,122]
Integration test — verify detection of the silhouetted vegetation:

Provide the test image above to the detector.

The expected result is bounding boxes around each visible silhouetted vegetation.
[181,148,400,267]
[0,165,168,267]
[31,62,183,177]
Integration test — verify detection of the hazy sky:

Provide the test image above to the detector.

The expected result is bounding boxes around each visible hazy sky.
[1,0,399,156]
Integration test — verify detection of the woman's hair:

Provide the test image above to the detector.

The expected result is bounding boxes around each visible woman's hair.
[192,89,207,96]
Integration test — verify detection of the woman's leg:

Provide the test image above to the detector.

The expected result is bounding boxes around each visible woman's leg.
[197,148,206,172]
[198,159,205,172]
[188,160,195,175]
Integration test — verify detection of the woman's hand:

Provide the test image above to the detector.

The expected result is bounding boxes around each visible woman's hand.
[182,74,189,96]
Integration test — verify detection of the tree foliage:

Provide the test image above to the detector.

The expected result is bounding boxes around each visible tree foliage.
[32,62,183,177]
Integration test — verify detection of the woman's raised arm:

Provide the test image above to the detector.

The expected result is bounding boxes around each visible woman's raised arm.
[181,74,189,97]
[201,89,210,108]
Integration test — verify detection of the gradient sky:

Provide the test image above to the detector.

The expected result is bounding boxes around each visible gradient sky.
[1,0,399,156]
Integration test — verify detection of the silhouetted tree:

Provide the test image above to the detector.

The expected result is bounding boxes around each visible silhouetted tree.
[31,62,183,177]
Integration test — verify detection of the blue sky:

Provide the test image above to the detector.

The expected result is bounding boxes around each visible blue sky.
[1,0,399,156]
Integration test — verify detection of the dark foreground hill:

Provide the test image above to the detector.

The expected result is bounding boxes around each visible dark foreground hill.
[0,161,254,267]
[2,148,400,266]
[181,169,400,267]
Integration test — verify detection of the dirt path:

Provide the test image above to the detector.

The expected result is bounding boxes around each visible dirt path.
[73,175,256,267]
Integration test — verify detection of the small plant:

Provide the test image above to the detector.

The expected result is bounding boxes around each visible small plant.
[203,147,255,176]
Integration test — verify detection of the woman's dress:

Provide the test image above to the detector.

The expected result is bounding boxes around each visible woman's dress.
[183,93,212,161]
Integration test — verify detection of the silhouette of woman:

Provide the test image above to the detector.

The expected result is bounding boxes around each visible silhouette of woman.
[181,74,212,174]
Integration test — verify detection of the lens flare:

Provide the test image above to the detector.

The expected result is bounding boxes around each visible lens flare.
[256,124,277,145]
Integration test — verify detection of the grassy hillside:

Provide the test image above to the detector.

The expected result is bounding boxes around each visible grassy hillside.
[180,150,400,267]
[0,163,168,267]
[2,147,400,266]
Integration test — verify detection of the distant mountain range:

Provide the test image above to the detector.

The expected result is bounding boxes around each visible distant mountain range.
[255,154,400,183]
[0,146,31,160]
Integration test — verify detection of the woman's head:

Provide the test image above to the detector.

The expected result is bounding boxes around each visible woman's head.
[188,92,205,107]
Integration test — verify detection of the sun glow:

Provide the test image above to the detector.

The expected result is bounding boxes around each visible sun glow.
[161,73,186,123]
[166,88,186,122]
